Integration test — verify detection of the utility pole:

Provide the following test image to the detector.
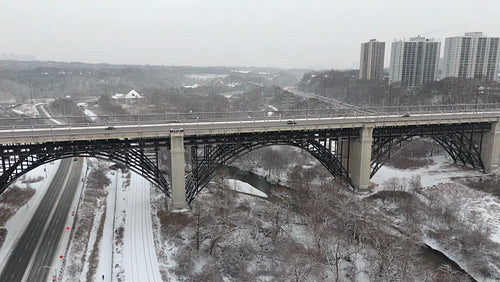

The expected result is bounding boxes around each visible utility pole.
[476,85,485,111]
[388,83,392,112]
[29,82,34,105]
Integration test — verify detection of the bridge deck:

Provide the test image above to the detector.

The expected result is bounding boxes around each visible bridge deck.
[0,112,498,144]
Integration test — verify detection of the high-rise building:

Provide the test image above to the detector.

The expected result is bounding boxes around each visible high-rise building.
[442,32,500,81]
[359,39,385,80]
[389,36,441,87]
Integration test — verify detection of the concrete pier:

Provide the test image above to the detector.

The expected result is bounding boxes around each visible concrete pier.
[349,126,373,191]
[170,132,188,210]
[481,122,500,173]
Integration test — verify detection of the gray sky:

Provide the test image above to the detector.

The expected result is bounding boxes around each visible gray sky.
[0,0,498,69]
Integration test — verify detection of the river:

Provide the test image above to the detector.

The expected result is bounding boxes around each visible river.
[221,165,474,281]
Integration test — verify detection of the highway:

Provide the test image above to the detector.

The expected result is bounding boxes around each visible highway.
[0,103,83,282]
[0,158,82,282]
[284,87,377,113]
[0,111,499,144]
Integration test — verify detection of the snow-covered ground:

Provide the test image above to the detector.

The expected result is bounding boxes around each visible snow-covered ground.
[121,172,162,281]
[223,179,267,198]
[0,161,61,273]
[35,103,63,124]
[371,155,482,188]
[372,155,500,281]
[371,155,500,243]
[59,163,163,282]
[95,169,120,281]
[82,109,98,122]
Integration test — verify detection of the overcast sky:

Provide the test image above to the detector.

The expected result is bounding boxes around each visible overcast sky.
[0,0,498,69]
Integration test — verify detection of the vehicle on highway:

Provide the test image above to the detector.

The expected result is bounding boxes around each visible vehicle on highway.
[73,157,78,161]
[402,113,411,117]
[170,128,184,133]
[286,120,297,125]
[104,126,115,130]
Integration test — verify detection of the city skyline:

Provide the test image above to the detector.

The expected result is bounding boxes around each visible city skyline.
[0,0,499,69]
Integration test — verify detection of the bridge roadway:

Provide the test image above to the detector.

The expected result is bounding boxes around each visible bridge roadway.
[1,111,500,144]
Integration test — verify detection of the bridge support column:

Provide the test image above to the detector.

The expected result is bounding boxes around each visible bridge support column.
[481,122,500,173]
[170,133,188,210]
[349,126,373,192]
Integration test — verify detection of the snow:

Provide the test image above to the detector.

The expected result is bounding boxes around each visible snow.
[371,155,481,188]
[268,105,278,112]
[95,169,120,281]
[186,74,228,81]
[11,109,24,115]
[121,172,162,281]
[112,90,143,99]
[35,103,63,124]
[0,161,61,273]
[231,70,251,74]
[224,179,267,198]
[83,109,98,121]
[372,154,500,281]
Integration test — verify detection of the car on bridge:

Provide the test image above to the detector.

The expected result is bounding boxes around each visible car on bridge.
[286,120,297,125]
[104,126,115,130]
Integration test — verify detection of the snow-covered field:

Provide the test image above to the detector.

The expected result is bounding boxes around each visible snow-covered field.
[372,155,482,188]
[59,162,162,282]
[372,155,500,281]
[121,171,162,281]
[223,179,267,198]
[82,109,98,122]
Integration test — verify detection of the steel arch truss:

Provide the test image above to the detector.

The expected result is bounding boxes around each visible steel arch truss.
[371,123,491,177]
[185,134,354,203]
[0,139,170,196]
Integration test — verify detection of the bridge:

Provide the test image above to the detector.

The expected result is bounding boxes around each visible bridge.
[1,109,500,210]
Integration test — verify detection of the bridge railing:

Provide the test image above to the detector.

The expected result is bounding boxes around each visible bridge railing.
[1,103,500,129]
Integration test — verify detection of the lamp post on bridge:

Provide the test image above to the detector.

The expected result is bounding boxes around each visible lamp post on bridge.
[476,85,485,111]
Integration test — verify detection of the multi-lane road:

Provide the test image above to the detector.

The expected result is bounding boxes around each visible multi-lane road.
[0,104,84,282]
[0,158,82,282]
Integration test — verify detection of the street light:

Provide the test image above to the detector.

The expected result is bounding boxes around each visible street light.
[476,85,486,111]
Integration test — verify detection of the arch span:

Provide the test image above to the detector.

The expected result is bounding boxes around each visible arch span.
[370,125,486,178]
[0,140,169,196]
[186,139,352,203]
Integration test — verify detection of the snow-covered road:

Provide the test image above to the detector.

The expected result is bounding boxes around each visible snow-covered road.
[123,173,162,282]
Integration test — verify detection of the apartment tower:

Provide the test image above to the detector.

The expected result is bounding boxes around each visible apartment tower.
[389,36,441,87]
[442,32,500,80]
[359,39,385,80]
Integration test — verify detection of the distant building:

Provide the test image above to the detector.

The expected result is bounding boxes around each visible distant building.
[442,32,500,81]
[112,89,143,99]
[359,39,385,80]
[389,36,441,87]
